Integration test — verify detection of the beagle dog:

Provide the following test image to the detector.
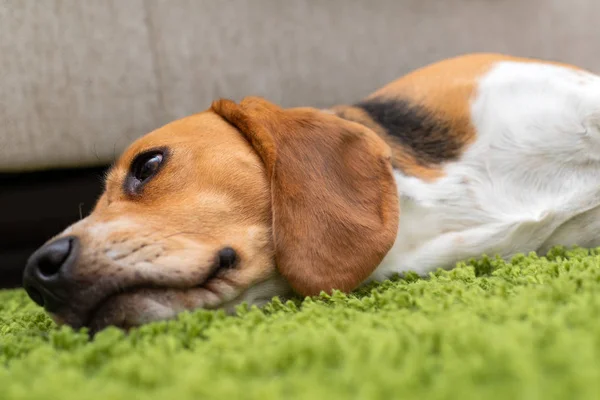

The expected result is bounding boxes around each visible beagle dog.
[23,53,600,333]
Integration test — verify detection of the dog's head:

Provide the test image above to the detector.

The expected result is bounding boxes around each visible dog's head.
[23,97,399,333]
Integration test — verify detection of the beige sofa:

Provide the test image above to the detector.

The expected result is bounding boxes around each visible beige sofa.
[2,0,600,172]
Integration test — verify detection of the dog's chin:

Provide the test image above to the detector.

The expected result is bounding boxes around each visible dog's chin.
[49,279,241,334]
[50,275,293,335]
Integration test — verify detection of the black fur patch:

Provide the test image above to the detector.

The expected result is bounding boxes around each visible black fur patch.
[356,98,464,165]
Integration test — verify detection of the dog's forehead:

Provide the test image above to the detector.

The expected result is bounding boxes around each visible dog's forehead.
[115,111,245,170]
[98,109,267,207]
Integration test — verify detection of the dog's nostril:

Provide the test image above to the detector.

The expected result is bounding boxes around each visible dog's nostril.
[38,254,66,278]
[36,237,73,278]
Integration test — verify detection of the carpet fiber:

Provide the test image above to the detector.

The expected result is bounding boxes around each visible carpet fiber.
[2,247,600,399]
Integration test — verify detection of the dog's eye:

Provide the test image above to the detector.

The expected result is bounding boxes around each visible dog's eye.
[133,152,163,182]
[125,149,167,195]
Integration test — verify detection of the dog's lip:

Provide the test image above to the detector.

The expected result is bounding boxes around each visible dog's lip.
[82,282,165,331]
[80,265,230,332]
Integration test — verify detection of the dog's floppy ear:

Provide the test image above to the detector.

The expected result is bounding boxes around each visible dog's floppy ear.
[211,97,399,296]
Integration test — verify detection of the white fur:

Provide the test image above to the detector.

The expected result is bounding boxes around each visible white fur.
[371,61,600,281]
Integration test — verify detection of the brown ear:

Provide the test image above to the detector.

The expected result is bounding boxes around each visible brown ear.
[211,97,399,296]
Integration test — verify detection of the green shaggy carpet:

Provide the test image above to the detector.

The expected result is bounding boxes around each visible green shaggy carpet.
[2,247,600,400]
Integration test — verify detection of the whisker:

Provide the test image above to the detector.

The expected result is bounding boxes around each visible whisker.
[78,202,84,220]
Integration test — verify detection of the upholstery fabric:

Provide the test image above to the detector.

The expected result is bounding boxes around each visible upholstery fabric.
[1,0,599,171]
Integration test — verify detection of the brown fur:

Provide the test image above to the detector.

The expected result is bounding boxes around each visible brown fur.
[212,97,399,295]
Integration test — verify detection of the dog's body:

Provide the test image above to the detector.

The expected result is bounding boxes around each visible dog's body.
[336,54,600,282]
[22,54,600,332]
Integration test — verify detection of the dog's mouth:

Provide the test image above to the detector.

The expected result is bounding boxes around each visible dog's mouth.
[53,263,240,335]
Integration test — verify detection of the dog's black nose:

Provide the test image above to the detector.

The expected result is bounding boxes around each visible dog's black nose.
[23,236,79,312]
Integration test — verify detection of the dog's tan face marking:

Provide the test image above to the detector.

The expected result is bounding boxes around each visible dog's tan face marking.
[52,111,288,332]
